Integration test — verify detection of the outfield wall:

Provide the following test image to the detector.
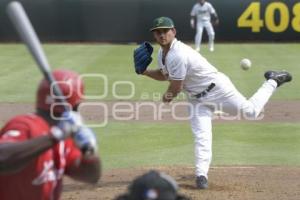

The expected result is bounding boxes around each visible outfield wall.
[0,0,299,42]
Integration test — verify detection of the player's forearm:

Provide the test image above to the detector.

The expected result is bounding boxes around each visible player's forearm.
[143,69,167,81]
[190,16,196,28]
[0,135,56,174]
[67,155,101,184]
[163,89,180,103]
[163,80,183,103]
[213,12,218,19]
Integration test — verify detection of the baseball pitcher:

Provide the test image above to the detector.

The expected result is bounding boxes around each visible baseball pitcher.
[133,16,292,189]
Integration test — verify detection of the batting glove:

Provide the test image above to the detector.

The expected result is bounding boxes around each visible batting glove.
[73,127,98,156]
[50,111,83,141]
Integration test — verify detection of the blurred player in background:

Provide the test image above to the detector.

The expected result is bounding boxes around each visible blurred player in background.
[0,69,101,200]
[133,16,292,189]
[190,0,219,52]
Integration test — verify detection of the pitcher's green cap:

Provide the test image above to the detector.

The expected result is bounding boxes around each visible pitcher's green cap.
[150,17,175,31]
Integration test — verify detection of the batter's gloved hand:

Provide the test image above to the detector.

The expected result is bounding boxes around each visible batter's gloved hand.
[133,42,153,74]
[73,127,98,156]
[50,111,83,141]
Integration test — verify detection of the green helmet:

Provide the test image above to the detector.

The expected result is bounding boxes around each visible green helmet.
[150,16,175,32]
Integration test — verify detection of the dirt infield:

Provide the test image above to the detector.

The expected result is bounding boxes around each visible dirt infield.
[0,101,299,200]
[0,100,300,123]
[61,166,300,200]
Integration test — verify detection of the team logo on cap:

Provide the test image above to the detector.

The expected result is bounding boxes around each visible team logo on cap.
[156,17,164,26]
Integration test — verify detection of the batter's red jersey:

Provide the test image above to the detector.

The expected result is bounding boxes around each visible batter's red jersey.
[0,114,82,200]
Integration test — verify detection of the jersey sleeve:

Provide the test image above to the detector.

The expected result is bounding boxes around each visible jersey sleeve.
[190,4,197,16]
[0,121,30,143]
[208,3,216,15]
[166,53,187,80]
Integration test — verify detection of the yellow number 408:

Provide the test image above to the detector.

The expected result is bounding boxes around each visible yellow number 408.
[237,2,300,33]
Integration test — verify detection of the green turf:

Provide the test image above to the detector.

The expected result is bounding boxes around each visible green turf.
[0,43,299,102]
[96,122,300,169]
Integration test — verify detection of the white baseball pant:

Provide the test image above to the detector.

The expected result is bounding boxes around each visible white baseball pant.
[195,20,215,51]
[188,73,277,178]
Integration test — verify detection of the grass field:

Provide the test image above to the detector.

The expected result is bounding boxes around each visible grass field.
[0,43,299,102]
[98,122,300,169]
[0,43,299,170]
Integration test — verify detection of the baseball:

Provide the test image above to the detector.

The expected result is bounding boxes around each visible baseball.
[240,58,251,70]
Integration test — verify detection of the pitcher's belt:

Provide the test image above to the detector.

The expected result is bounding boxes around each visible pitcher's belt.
[194,83,216,98]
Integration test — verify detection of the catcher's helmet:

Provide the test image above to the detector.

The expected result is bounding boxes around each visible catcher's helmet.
[36,69,84,114]
[114,170,191,200]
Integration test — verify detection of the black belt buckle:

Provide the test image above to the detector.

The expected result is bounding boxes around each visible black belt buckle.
[195,83,215,99]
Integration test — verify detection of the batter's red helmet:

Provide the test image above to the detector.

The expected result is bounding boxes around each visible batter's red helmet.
[36,69,84,114]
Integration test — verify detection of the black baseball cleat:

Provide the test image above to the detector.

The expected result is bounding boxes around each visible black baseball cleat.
[264,70,292,87]
[196,175,208,189]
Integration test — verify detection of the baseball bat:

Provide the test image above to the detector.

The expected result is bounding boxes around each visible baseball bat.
[7,2,96,155]
[6,1,69,111]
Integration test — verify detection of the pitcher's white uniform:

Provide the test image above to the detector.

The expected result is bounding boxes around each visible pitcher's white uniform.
[158,38,277,178]
[191,1,217,51]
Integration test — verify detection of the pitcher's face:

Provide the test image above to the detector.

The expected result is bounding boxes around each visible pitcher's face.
[152,28,176,47]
